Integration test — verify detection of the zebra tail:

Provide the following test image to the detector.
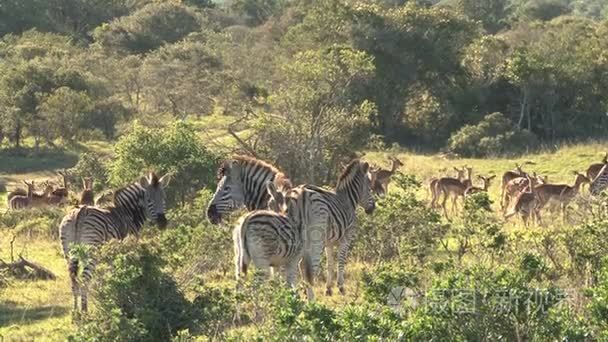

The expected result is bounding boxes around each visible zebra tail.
[300,252,314,286]
[238,220,250,276]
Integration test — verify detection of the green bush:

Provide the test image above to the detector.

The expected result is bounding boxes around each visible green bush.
[361,263,418,307]
[109,120,218,207]
[69,151,110,191]
[355,173,446,263]
[72,240,197,341]
[448,112,538,157]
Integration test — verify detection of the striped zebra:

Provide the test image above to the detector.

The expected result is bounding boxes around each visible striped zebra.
[234,182,312,289]
[8,181,35,210]
[59,172,171,313]
[590,163,608,196]
[207,155,292,224]
[293,159,376,296]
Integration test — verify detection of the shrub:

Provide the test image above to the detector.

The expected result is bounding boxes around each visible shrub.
[69,152,110,191]
[361,263,419,307]
[109,120,218,207]
[448,112,538,157]
[72,240,196,341]
[355,173,446,263]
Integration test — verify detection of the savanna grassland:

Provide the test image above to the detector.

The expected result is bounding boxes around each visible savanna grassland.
[2,0,608,340]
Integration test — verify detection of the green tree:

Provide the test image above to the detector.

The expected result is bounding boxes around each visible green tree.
[109,121,218,206]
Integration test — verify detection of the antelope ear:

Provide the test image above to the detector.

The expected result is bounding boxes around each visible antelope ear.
[489,175,496,180]
[158,173,173,189]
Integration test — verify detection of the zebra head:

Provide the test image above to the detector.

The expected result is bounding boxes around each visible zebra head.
[359,162,377,215]
[139,172,172,228]
[338,160,376,215]
[207,160,246,224]
[266,181,287,213]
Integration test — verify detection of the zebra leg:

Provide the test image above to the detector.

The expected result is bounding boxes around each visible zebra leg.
[68,258,80,314]
[336,230,355,295]
[325,243,336,296]
[285,260,298,289]
[80,257,97,314]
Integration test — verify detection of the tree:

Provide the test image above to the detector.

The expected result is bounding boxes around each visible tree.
[455,0,511,33]
[253,47,376,183]
[109,121,218,206]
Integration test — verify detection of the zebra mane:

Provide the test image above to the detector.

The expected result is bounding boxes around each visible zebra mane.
[337,159,364,189]
[217,155,291,189]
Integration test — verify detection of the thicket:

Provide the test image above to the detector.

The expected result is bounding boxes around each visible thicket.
[2,0,608,181]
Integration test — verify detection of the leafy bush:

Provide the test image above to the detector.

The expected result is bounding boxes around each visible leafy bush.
[448,112,538,157]
[361,263,418,306]
[355,173,446,263]
[109,120,218,206]
[72,240,197,341]
[69,151,110,191]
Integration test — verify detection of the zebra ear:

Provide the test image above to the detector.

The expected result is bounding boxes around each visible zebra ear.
[158,173,172,189]
[139,176,149,187]
[361,162,369,173]
[266,181,279,198]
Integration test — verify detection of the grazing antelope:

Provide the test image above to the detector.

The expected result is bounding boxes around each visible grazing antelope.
[79,178,94,206]
[534,171,590,222]
[370,156,403,196]
[500,163,530,211]
[8,181,35,210]
[504,175,539,226]
[430,167,466,208]
[48,170,69,205]
[586,152,608,181]
[464,175,496,197]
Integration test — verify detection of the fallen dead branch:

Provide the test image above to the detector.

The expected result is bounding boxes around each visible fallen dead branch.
[0,255,56,280]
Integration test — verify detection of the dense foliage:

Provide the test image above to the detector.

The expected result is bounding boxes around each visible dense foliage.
[1,0,608,178]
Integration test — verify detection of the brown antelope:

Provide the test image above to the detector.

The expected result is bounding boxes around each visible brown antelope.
[435,172,470,217]
[430,167,466,208]
[500,163,531,211]
[30,181,55,208]
[371,156,403,196]
[504,175,539,226]
[464,175,496,197]
[534,171,590,221]
[48,170,69,205]
[79,177,94,206]
[502,172,547,213]
[8,181,35,210]
[586,152,608,181]
[460,166,473,189]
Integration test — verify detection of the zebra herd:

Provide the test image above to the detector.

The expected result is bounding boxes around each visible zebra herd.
[6,152,608,315]
[207,156,377,301]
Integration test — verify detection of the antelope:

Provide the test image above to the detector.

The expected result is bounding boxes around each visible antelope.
[371,156,403,196]
[500,163,530,211]
[79,177,94,206]
[586,152,608,181]
[504,175,539,226]
[48,170,69,205]
[460,166,473,189]
[464,175,496,197]
[430,167,466,208]
[435,170,470,217]
[8,181,35,210]
[502,172,547,213]
[534,171,590,222]
[30,181,55,208]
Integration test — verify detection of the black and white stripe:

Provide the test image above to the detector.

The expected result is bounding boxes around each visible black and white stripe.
[279,160,376,296]
[591,164,608,196]
[58,172,171,313]
[207,155,291,224]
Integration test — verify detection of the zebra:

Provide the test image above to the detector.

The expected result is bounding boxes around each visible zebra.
[274,160,376,296]
[8,180,35,210]
[206,155,292,224]
[234,181,312,290]
[590,163,608,196]
[58,172,171,313]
